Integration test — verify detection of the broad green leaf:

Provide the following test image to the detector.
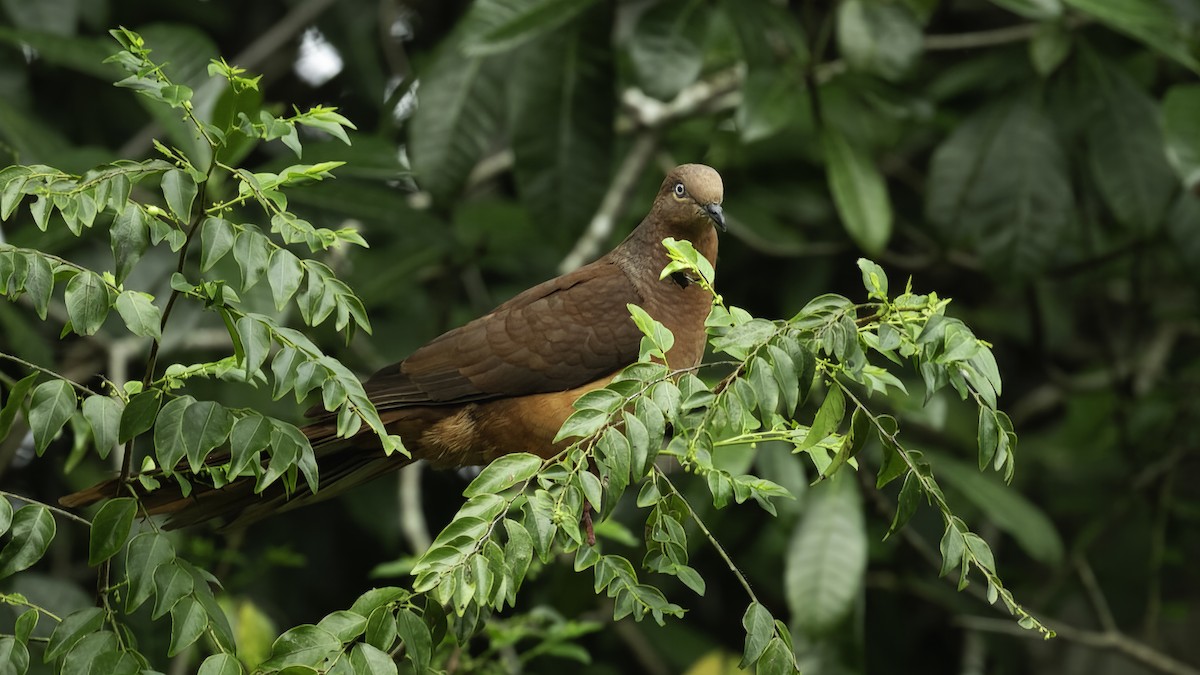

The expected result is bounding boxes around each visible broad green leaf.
[153,395,195,471]
[796,385,844,452]
[757,637,797,675]
[260,624,341,670]
[926,95,1072,277]
[152,560,194,620]
[88,497,137,565]
[200,217,236,272]
[1029,21,1071,76]
[1063,0,1200,72]
[82,394,123,460]
[629,0,706,100]
[0,498,10,537]
[351,643,399,675]
[22,252,52,319]
[161,169,198,222]
[28,379,76,455]
[114,290,162,339]
[0,373,38,442]
[823,125,892,254]
[45,607,104,661]
[736,67,808,143]
[395,608,432,673]
[119,390,159,443]
[934,454,1064,565]
[785,473,867,633]
[126,531,176,612]
[1084,52,1176,231]
[837,0,923,80]
[463,451,544,494]
[110,205,149,284]
[408,7,508,202]
[198,653,244,675]
[59,631,119,674]
[316,610,368,642]
[169,597,209,656]
[233,229,271,291]
[267,248,303,311]
[0,636,28,675]
[739,602,773,668]
[1163,84,1200,191]
[509,3,614,236]
[63,270,110,336]
[0,504,55,579]
[939,522,966,577]
[235,315,271,377]
[463,0,598,56]
[987,0,1062,19]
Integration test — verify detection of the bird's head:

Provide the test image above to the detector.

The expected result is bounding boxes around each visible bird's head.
[657,164,725,233]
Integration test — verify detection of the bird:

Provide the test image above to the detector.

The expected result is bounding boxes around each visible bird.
[61,164,726,528]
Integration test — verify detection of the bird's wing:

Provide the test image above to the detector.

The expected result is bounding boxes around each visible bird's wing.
[359,260,645,409]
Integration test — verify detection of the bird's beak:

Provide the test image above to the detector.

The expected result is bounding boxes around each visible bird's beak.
[704,203,726,232]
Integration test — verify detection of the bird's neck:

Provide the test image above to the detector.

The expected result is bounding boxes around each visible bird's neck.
[610,217,719,281]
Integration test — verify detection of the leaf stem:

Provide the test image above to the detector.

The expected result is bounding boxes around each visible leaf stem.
[0,352,100,398]
[0,489,92,528]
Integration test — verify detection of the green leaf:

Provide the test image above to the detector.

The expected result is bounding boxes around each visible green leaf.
[509,3,614,236]
[739,602,774,668]
[119,390,159,443]
[152,560,194,620]
[464,453,543,497]
[88,497,137,565]
[351,643,399,675]
[0,373,38,442]
[786,473,867,633]
[0,504,54,579]
[198,653,244,675]
[939,521,966,577]
[1083,52,1176,231]
[235,315,271,377]
[126,531,176,612]
[0,498,10,538]
[110,205,149,284]
[317,610,368,642]
[628,0,706,100]
[45,608,104,661]
[233,229,271,291]
[0,636,28,675]
[463,0,598,56]
[28,379,76,456]
[59,631,119,674]
[823,125,892,254]
[169,597,209,656]
[408,10,507,202]
[757,637,796,675]
[836,0,923,80]
[63,270,110,336]
[200,217,236,272]
[987,0,1062,19]
[926,94,1072,277]
[260,624,342,670]
[81,395,122,460]
[267,248,304,311]
[887,471,920,536]
[1164,84,1200,191]
[796,384,844,452]
[934,454,1064,565]
[161,169,198,222]
[153,395,195,471]
[1029,21,1071,76]
[1063,0,1200,72]
[22,252,52,319]
[115,290,162,339]
[395,608,432,673]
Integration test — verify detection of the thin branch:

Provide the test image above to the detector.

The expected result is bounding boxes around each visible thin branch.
[1074,555,1118,634]
[398,461,431,553]
[0,351,100,398]
[923,16,1089,51]
[558,132,658,273]
[0,489,92,528]
[955,616,1200,675]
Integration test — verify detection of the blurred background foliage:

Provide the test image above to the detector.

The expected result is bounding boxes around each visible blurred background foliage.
[1,0,1199,673]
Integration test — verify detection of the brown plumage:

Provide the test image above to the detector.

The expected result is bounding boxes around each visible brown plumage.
[61,164,725,527]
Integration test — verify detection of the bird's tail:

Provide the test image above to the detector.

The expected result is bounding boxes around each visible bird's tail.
[58,420,412,530]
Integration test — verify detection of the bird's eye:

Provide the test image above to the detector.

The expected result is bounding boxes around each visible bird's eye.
[673,182,685,197]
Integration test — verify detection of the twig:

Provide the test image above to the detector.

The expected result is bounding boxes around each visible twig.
[0,351,99,398]
[923,16,1090,51]
[955,616,1200,675]
[117,0,340,158]
[0,489,92,528]
[558,132,658,273]
[1074,555,1117,634]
